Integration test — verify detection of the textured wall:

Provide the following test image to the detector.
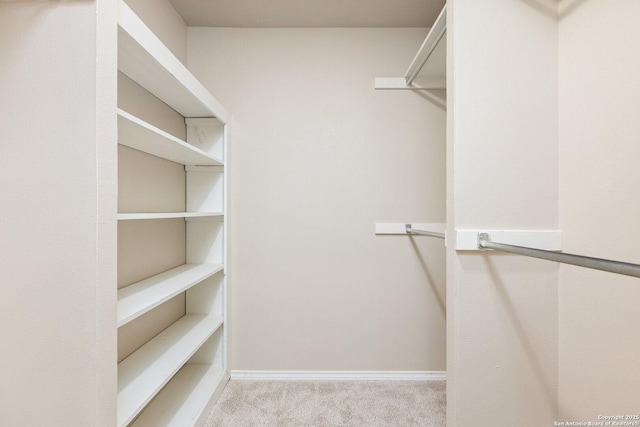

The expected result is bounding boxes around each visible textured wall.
[447,0,559,425]
[188,27,447,372]
[559,0,640,420]
[0,2,117,426]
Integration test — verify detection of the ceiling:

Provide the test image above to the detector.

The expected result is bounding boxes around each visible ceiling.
[168,0,446,28]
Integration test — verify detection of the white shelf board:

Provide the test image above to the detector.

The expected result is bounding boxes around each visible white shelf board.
[117,212,223,221]
[117,0,230,122]
[117,314,224,427]
[410,33,447,88]
[375,5,446,90]
[118,264,224,327]
[407,5,446,87]
[131,364,229,427]
[118,110,223,166]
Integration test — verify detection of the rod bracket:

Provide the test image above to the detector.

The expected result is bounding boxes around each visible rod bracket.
[478,233,491,250]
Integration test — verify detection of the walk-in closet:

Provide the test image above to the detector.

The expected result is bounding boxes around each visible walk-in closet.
[2,0,639,426]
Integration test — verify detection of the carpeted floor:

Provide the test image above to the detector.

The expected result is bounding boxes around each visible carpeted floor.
[204,380,446,427]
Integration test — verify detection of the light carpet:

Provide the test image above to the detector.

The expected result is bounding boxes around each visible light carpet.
[204,380,446,426]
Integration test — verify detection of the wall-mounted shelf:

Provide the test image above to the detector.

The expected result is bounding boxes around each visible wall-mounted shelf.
[130,364,229,427]
[118,109,223,166]
[375,5,446,90]
[117,212,223,221]
[117,314,223,427]
[117,1,230,122]
[118,264,224,327]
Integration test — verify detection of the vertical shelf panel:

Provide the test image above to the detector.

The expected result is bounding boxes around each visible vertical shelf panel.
[186,118,225,161]
[186,220,224,266]
[186,166,224,214]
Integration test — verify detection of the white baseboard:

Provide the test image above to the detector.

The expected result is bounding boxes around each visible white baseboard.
[230,371,446,381]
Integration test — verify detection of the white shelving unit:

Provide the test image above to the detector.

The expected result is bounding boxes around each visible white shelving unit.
[116,1,230,426]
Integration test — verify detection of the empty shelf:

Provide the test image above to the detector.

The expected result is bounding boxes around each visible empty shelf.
[117,314,224,427]
[118,264,224,327]
[406,5,446,88]
[117,212,223,220]
[131,364,229,427]
[118,110,223,166]
[117,0,230,122]
[374,5,446,91]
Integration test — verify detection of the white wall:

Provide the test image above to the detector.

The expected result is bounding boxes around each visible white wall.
[447,0,559,425]
[0,0,188,423]
[559,0,640,420]
[188,28,447,371]
[0,2,117,426]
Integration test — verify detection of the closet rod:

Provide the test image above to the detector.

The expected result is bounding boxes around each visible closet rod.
[478,233,640,279]
[405,5,447,86]
[406,224,445,239]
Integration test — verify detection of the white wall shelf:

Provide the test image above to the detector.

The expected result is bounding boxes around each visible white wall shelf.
[117,1,230,123]
[117,314,224,427]
[117,212,223,221]
[130,364,230,427]
[118,109,223,166]
[118,264,224,327]
[375,5,446,90]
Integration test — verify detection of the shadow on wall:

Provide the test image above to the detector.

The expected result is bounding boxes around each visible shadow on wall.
[558,0,591,19]
[408,235,446,315]
[416,90,447,111]
[483,256,557,411]
[517,0,591,19]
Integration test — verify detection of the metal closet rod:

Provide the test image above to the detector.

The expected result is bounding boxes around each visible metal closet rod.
[478,233,640,279]
[406,224,445,240]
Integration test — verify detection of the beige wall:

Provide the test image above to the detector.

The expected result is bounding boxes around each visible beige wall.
[447,0,559,425]
[558,0,640,420]
[124,0,187,64]
[188,28,447,371]
[0,2,117,426]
